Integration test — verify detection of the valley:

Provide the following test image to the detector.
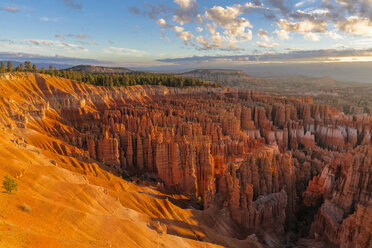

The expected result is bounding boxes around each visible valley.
[181,69,372,115]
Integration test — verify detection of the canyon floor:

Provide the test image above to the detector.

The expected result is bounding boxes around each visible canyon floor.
[0,73,371,248]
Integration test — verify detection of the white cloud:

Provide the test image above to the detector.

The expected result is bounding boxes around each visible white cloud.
[276,19,326,41]
[0,6,19,13]
[173,0,198,25]
[174,0,192,9]
[295,1,306,8]
[128,0,372,52]
[257,41,279,48]
[28,39,79,48]
[334,43,347,49]
[134,1,265,50]
[195,35,216,49]
[29,40,40,46]
[304,32,320,41]
[278,19,326,33]
[104,47,146,57]
[326,31,344,40]
[308,9,329,15]
[242,2,265,9]
[258,29,270,42]
[335,0,349,5]
[154,2,262,50]
[42,41,53,46]
[173,26,194,43]
[205,5,244,27]
[202,4,254,49]
[336,16,372,37]
[185,23,224,50]
[138,0,372,52]
[273,29,289,40]
[156,18,167,28]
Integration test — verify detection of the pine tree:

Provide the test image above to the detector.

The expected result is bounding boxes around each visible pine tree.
[24,61,32,72]
[53,67,60,77]
[49,65,54,76]
[7,61,13,72]
[0,60,215,87]
[0,62,6,73]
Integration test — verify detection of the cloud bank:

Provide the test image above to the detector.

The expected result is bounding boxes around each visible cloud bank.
[129,0,372,51]
[157,48,372,63]
[0,52,107,66]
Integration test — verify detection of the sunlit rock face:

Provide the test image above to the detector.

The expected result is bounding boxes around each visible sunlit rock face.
[1,73,371,247]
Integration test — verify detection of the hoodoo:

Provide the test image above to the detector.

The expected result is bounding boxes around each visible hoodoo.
[0,73,370,247]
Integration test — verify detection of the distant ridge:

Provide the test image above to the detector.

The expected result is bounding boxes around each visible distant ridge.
[179,68,342,88]
[66,65,133,73]
[180,68,264,86]
[180,69,247,76]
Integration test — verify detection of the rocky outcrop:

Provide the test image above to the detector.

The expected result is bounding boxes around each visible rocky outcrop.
[241,107,255,130]
[215,150,295,234]
[307,146,372,248]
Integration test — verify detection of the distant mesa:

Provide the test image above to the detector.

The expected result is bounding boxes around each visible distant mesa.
[66,65,134,73]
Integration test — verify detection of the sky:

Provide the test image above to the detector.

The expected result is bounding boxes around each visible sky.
[0,0,372,69]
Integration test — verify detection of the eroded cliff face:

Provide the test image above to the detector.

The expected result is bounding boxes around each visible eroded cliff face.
[304,146,372,248]
[1,73,371,247]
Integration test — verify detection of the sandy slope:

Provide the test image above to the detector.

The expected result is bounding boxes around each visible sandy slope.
[0,73,263,248]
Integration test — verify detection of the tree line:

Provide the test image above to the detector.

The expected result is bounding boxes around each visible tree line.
[0,61,221,88]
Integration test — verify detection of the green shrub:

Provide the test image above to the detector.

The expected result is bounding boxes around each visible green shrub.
[2,175,17,193]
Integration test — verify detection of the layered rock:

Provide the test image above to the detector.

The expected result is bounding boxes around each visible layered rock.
[215,150,296,234]
[307,146,372,248]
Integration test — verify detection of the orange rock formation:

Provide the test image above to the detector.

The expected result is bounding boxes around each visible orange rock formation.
[0,73,370,248]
